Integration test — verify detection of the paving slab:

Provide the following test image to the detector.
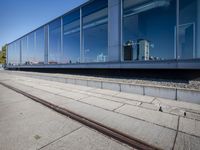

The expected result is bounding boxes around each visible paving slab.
[174,132,200,150]
[40,127,132,150]
[78,96,124,111]
[101,111,176,150]
[58,91,89,100]
[115,104,178,130]
[179,117,200,137]
[140,103,159,111]
[0,86,82,150]
[153,98,200,113]
[60,101,176,150]
[92,88,120,96]
[116,92,155,103]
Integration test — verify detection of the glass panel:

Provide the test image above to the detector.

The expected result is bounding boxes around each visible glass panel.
[7,44,13,65]
[27,32,35,64]
[49,18,61,64]
[123,0,176,61]
[178,0,199,59]
[82,0,108,63]
[21,36,28,64]
[35,27,45,64]
[63,10,80,64]
[8,41,20,65]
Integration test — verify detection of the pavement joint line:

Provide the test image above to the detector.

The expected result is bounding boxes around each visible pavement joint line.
[172,116,180,150]
[24,82,186,118]
[113,103,126,112]
[38,126,83,150]
[7,80,193,119]
[9,79,200,123]
[113,110,178,132]
[7,78,200,121]
[151,97,157,104]
[0,81,160,150]
[4,80,180,132]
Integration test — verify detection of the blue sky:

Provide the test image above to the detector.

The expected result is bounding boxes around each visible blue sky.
[0,0,88,49]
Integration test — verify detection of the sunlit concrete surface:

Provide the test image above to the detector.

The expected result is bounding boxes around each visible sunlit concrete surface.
[0,84,132,150]
[0,70,200,150]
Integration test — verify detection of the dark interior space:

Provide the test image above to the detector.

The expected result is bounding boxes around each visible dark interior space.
[7,68,200,81]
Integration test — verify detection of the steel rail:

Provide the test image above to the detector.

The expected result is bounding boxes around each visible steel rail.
[0,82,162,150]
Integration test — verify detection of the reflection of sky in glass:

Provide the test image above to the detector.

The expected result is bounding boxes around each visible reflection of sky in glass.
[49,18,61,64]
[63,10,80,64]
[8,40,20,65]
[21,36,28,64]
[123,0,176,60]
[35,27,45,63]
[83,23,108,62]
[82,0,108,63]
[28,32,35,63]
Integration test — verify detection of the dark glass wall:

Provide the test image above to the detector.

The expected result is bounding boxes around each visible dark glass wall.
[63,10,80,64]
[123,0,176,61]
[49,18,61,64]
[82,0,108,62]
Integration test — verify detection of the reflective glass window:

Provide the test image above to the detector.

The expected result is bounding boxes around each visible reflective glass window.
[178,0,200,59]
[82,0,108,63]
[8,41,20,65]
[27,32,35,64]
[123,0,176,61]
[63,10,80,64]
[21,36,28,64]
[49,18,61,64]
[35,27,45,64]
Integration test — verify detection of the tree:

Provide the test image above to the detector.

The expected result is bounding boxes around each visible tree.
[0,45,7,64]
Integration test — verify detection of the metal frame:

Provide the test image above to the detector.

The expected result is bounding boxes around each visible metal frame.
[61,17,63,63]
[80,7,83,63]
[120,0,123,62]
[176,0,179,61]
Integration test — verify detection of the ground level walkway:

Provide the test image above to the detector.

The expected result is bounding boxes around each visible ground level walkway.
[0,71,200,150]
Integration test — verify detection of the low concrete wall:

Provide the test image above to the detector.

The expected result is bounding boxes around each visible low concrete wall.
[120,84,144,95]
[177,89,200,104]
[18,73,200,104]
[102,82,121,91]
[75,79,88,86]
[88,80,102,88]
[144,86,177,100]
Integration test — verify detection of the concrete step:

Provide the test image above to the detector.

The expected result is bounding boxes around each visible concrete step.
[6,71,200,104]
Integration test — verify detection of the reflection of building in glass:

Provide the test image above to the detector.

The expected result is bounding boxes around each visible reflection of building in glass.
[137,39,150,61]
[6,0,200,69]
[97,53,107,62]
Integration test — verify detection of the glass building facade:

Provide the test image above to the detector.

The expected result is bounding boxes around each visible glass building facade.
[7,0,200,68]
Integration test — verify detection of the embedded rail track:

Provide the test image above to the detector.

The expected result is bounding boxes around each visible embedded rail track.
[0,82,161,150]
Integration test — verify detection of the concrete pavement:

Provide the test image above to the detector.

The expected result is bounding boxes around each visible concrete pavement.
[0,84,132,150]
[0,71,200,150]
